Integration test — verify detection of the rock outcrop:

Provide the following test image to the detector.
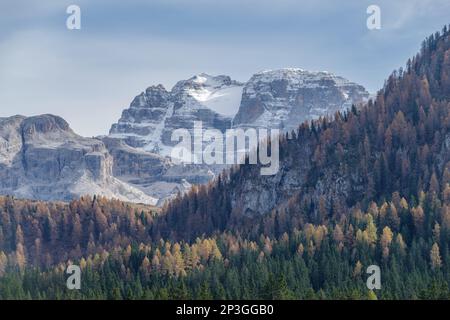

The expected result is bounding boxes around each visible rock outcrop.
[233,68,369,131]
[106,70,368,204]
[109,74,244,156]
[0,114,157,204]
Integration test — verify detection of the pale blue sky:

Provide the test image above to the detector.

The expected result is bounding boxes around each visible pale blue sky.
[0,0,449,136]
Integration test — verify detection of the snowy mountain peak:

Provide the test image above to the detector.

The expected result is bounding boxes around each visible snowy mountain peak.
[233,68,369,130]
[110,73,244,153]
[170,74,244,116]
[174,73,243,93]
[106,69,368,204]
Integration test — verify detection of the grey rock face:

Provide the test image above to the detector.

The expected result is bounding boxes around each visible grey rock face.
[228,140,366,218]
[233,68,369,131]
[0,114,157,204]
[106,70,369,205]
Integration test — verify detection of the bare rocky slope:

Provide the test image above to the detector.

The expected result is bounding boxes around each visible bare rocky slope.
[106,70,368,204]
[0,114,157,204]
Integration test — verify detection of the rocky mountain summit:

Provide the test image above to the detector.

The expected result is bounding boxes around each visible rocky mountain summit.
[107,74,243,203]
[233,68,369,131]
[109,74,244,156]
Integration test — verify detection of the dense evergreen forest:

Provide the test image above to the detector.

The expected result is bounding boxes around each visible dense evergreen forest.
[0,26,449,299]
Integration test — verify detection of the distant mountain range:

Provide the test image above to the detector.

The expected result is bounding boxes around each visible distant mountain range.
[0,69,369,204]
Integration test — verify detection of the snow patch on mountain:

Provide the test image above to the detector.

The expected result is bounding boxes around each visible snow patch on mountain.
[186,74,243,116]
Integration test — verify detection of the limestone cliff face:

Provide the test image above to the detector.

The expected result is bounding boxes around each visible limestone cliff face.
[107,74,244,204]
[233,68,369,131]
[0,114,157,204]
[109,74,243,155]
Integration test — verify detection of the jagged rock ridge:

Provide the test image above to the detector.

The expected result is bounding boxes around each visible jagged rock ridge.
[106,70,368,204]
[233,68,369,131]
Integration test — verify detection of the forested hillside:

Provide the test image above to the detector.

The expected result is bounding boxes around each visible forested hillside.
[154,25,450,241]
[0,26,449,299]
